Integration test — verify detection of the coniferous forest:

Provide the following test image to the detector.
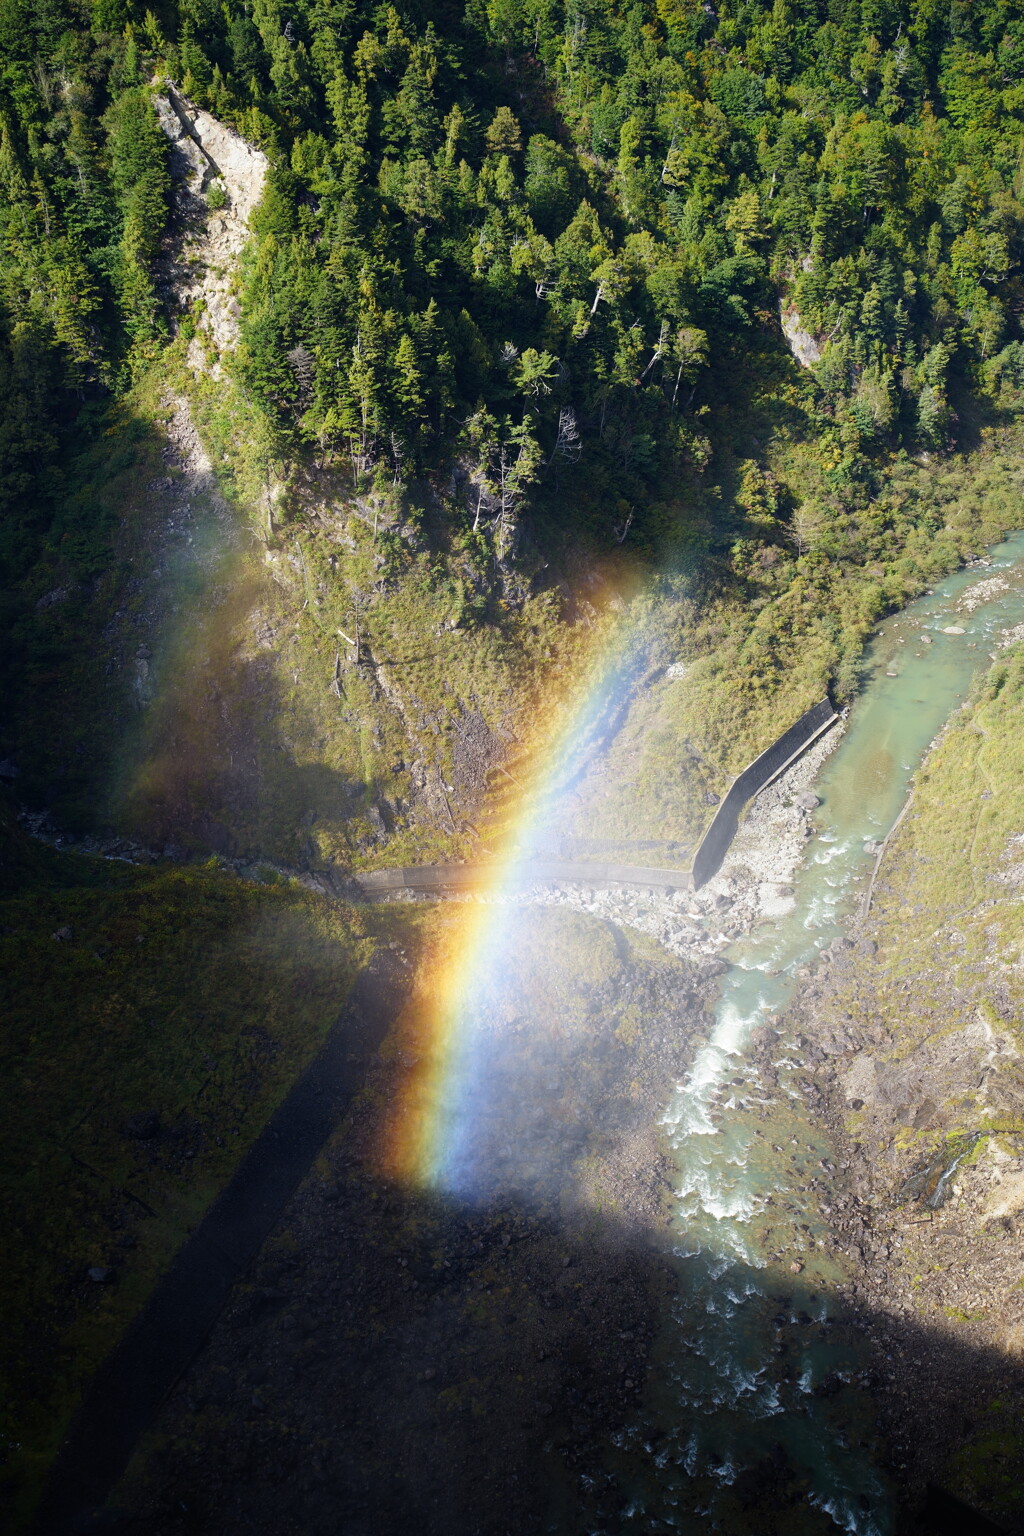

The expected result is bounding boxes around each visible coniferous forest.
[6,0,1024,568]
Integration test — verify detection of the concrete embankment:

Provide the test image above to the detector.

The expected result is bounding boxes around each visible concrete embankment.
[690,696,838,888]
[355,699,838,902]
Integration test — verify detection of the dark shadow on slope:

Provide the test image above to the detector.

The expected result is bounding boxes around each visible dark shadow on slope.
[31,945,410,1536]
[32,905,709,1535]
[0,393,435,871]
[65,1141,1024,1536]
[0,399,172,829]
[29,903,1024,1536]
[914,1485,1010,1534]
[115,636,368,868]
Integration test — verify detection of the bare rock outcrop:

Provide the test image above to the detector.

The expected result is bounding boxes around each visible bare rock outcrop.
[779,301,822,367]
[154,84,267,365]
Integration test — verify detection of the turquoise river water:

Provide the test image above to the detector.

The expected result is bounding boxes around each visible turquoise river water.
[615,530,1024,1534]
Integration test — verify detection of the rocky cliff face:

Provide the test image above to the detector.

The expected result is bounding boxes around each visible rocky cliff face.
[155,85,268,366]
[779,302,822,369]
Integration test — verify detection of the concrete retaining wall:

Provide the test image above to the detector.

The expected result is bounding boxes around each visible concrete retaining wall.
[690,697,838,889]
[355,698,837,899]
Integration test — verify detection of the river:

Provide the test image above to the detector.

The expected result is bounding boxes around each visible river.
[614,530,1024,1534]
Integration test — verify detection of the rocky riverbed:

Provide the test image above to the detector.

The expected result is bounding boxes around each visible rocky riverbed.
[782,933,1024,1532]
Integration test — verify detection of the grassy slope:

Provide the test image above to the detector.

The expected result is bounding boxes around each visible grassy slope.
[0,806,372,1526]
[5,351,585,869]
[856,643,1024,1135]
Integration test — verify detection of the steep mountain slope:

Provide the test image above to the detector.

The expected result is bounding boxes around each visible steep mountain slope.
[4,0,1024,868]
[6,3,1024,1528]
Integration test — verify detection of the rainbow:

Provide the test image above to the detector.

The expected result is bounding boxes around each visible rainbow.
[382,578,647,1194]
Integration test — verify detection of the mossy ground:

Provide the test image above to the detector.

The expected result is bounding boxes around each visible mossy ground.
[0,812,372,1528]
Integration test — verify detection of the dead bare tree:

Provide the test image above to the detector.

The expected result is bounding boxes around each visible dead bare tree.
[286,343,315,404]
[549,405,582,465]
[614,508,635,544]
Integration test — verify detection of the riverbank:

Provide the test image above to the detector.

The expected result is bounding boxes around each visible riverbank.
[603,546,1024,1533]
[782,966,1024,1532]
[785,644,1024,1531]
[559,719,844,955]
